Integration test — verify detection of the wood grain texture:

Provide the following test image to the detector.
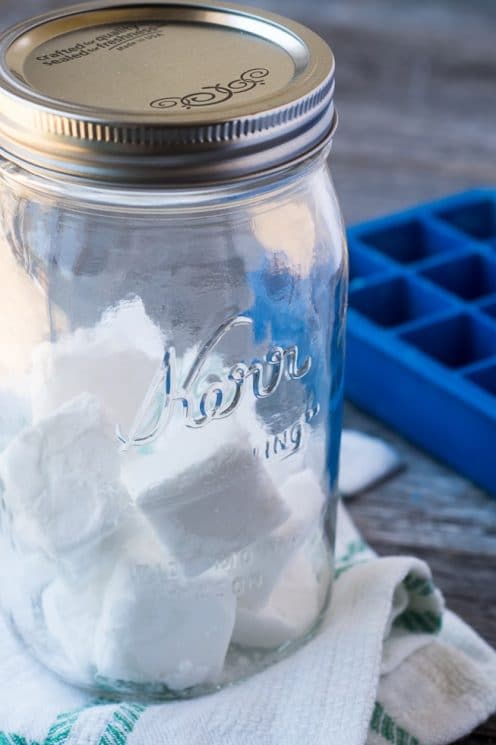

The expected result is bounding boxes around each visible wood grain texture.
[0,1,495,742]
[345,404,496,745]
[271,1,496,741]
[310,3,496,741]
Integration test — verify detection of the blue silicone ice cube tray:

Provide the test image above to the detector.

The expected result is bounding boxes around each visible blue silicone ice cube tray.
[345,189,496,496]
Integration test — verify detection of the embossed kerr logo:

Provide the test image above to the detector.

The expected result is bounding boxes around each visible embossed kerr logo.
[149,68,270,110]
[118,315,311,450]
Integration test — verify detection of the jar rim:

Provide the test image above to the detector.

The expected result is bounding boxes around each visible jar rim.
[0,124,335,213]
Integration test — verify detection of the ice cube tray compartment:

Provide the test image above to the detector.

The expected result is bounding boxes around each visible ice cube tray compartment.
[466,363,496,398]
[348,241,391,285]
[350,214,469,267]
[480,298,496,320]
[345,188,496,496]
[435,197,496,245]
[400,313,496,370]
[421,252,496,301]
[349,275,454,330]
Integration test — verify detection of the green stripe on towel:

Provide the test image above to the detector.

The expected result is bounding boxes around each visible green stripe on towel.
[403,575,435,598]
[44,709,81,745]
[99,703,146,745]
[370,702,422,745]
[0,735,41,745]
[337,539,369,564]
[394,610,442,634]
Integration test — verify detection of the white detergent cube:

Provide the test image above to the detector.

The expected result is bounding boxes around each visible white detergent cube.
[232,542,325,650]
[0,389,30,452]
[0,544,54,635]
[30,296,165,437]
[234,469,327,610]
[121,365,267,497]
[42,579,101,677]
[136,443,288,576]
[94,552,236,690]
[43,510,175,678]
[339,429,402,497]
[0,393,129,559]
[277,468,327,543]
[121,414,237,498]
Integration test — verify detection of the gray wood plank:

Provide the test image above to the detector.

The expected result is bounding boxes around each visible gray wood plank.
[345,402,496,744]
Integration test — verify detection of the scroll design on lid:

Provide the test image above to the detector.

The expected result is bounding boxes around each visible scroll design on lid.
[149,68,270,110]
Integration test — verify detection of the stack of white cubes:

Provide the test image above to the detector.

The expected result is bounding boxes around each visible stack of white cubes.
[0,296,328,690]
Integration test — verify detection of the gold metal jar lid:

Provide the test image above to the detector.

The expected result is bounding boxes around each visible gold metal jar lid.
[0,0,336,184]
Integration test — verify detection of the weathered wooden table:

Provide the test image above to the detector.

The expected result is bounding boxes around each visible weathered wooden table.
[1,0,495,742]
[253,1,496,742]
[345,405,496,745]
[315,2,496,741]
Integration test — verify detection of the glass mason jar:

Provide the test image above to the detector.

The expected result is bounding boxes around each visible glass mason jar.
[0,0,347,698]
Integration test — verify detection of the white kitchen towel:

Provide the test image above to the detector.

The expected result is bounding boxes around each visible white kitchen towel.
[0,433,495,745]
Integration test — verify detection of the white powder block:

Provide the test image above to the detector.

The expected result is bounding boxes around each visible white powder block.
[93,295,164,360]
[42,484,165,591]
[0,542,54,635]
[278,469,327,540]
[233,469,327,610]
[30,296,165,437]
[0,393,130,559]
[339,429,402,497]
[94,553,236,690]
[0,389,31,453]
[42,509,172,679]
[104,506,179,581]
[136,442,288,576]
[121,358,267,498]
[232,544,324,650]
[121,414,238,498]
[42,578,102,677]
